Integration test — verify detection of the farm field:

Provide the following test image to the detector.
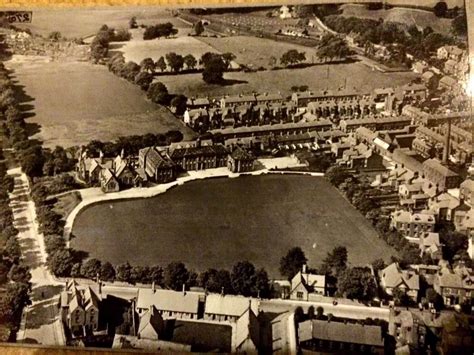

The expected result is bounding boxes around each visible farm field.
[198,35,321,69]
[339,4,454,36]
[15,7,190,39]
[71,175,396,277]
[116,35,219,65]
[154,60,419,98]
[6,58,195,148]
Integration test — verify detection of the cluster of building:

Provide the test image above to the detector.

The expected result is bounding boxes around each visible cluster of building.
[76,140,256,193]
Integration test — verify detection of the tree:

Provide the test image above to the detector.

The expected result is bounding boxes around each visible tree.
[90,43,108,63]
[155,56,167,72]
[200,268,233,294]
[81,258,102,279]
[100,261,116,281]
[143,23,178,40]
[7,264,31,285]
[129,16,138,29]
[337,267,376,300]
[170,95,188,115]
[321,246,348,276]
[134,71,153,91]
[393,288,410,306]
[325,166,350,187]
[140,57,155,73]
[372,258,386,273]
[149,265,163,285]
[221,52,236,69]
[194,21,205,36]
[433,1,448,17]
[48,31,62,41]
[19,145,45,178]
[183,54,197,70]
[147,82,170,105]
[201,52,227,84]
[231,261,257,297]
[452,14,467,36]
[164,262,190,291]
[280,49,306,67]
[279,247,308,280]
[317,34,351,62]
[0,282,31,330]
[254,268,270,298]
[48,249,74,277]
[120,61,141,81]
[165,52,184,73]
[116,262,132,282]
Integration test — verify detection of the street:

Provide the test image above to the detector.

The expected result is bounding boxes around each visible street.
[8,168,65,346]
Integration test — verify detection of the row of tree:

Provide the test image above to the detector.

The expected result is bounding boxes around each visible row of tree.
[143,23,178,40]
[0,157,32,339]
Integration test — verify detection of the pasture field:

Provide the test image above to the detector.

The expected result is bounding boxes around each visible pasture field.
[15,7,190,39]
[153,60,419,98]
[116,35,219,64]
[71,175,396,277]
[6,59,195,148]
[339,4,455,36]
[198,35,322,69]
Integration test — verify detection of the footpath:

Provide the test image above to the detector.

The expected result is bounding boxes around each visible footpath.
[8,167,66,346]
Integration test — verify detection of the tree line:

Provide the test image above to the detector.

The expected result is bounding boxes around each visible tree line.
[90,24,132,63]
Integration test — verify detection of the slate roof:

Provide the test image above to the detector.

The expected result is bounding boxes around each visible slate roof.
[136,289,201,314]
[204,294,259,317]
[170,144,228,159]
[380,263,420,291]
[423,159,459,178]
[299,319,384,347]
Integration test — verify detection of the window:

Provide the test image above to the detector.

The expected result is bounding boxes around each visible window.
[296,291,304,299]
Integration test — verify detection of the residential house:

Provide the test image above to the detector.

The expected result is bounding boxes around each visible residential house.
[135,288,203,320]
[113,155,135,188]
[419,232,443,261]
[289,268,326,301]
[391,210,436,239]
[298,319,384,354]
[137,306,164,340]
[379,263,420,301]
[59,279,101,336]
[428,192,466,222]
[138,146,176,183]
[421,71,438,90]
[437,45,464,61]
[453,208,474,237]
[422,159,460,192]
[460,178,474,207]
[76,150,113,184]
[444,59,457,75]
[204,294,259,322]
[186,97,210,110]
[439,75,459,91]
[433,265,474,307]
[99,168,120,193]
[227,147,255,173]
[412,61,428,74]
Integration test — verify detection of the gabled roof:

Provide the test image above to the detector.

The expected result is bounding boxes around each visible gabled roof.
[291,271,326,294]
[136,289,201,314]
[423,159,459,178]
[380,263,419,291]
[138,307,162,340]
[204,294,259,317]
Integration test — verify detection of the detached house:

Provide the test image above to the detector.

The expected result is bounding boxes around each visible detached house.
[433,265,474,307]
[59,279,101,336]
[379,263,420,302]
[289,267,326,301]
[391,210,436,239]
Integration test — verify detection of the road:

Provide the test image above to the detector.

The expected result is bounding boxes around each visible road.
[8,167,65,346]
[260,298,390,321]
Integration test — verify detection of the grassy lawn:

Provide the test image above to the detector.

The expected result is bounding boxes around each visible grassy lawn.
[153,60,419,98]
[116,35,219,64]
[5,59,195,148]
[197,35,322,69]
[16,8,190,39]
[71,175,396,277]
[339,4,454,36]
[53,191,82,221]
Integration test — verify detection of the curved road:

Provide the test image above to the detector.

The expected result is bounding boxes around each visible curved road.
[8,167,65,346]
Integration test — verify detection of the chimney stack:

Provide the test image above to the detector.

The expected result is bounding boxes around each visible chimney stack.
[182,283,186,295]
[442,117,451,165]
[302,264,307,274]
[152,281,155,293]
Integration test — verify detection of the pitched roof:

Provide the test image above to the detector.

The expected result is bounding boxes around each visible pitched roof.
[230,146,255,160]
[300,320,384,347]
[204,294,259,317]
[136,289,201,314]
[423,159,459,178]
[381,263,420,291]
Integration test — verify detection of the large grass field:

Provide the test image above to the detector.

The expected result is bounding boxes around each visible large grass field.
[6,59,195,148]
[15,8,190,39]
[154,60,419,98]
[198,35,321,69]
[71,175,396,277]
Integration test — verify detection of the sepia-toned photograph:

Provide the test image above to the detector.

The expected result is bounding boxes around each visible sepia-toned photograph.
[0,0,472,353]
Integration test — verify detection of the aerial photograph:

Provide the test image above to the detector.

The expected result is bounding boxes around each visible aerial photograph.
[0,0,472,353]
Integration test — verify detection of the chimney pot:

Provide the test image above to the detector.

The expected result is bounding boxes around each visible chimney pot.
[182,283,186,295]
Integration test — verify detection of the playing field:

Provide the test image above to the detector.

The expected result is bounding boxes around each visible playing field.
[6,58,195,148]
[71,175,396,277]
[153,60,419,98]
[198,36,321,69]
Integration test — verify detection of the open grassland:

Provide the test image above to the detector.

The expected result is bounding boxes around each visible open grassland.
[16,7,190,39]
[71,175,396,277]
[116,35,218,64]
[198,35,321,69]
[154,61,419,98]
[6,59,195,148]
[339,4,455,36]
